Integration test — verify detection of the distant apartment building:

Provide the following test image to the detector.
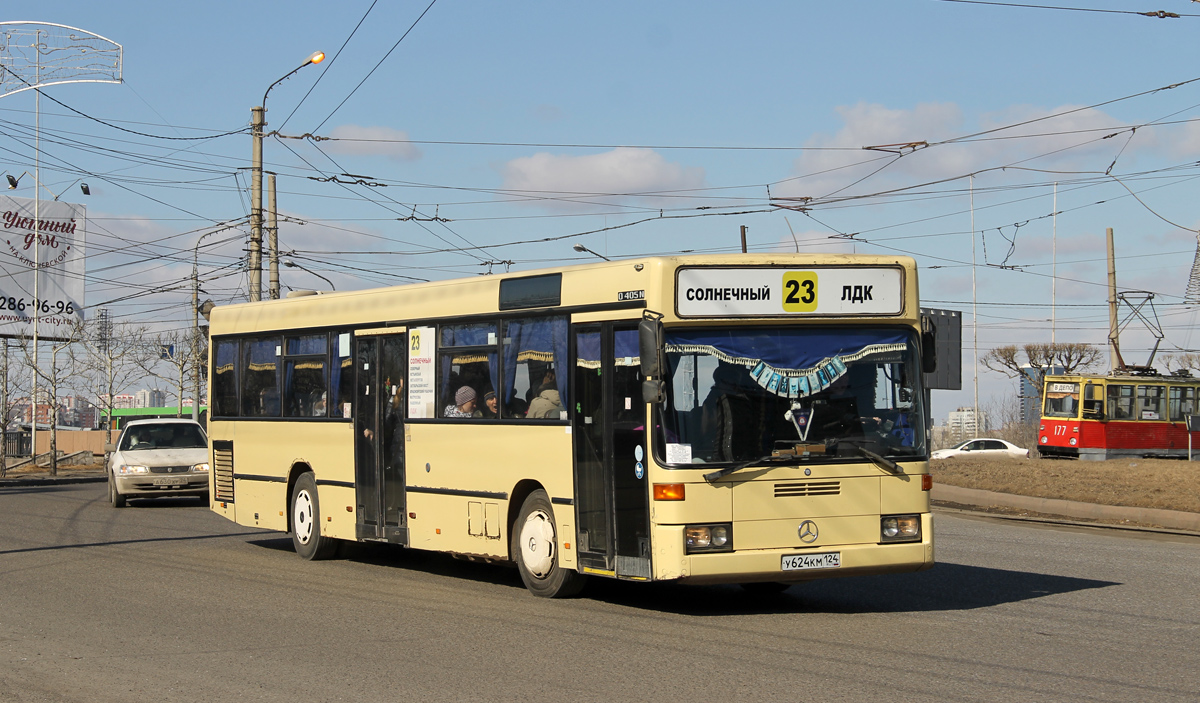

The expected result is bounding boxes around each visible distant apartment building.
[134,388,167,408]
[946,407,988,440]
[106,394,137,410]
[1020,364,1065,425]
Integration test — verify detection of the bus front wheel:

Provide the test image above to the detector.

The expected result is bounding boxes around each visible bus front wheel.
[512,489,585,598]
[290,472,339,560]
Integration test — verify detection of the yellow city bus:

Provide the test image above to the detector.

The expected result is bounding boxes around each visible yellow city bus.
[207,254,936,597]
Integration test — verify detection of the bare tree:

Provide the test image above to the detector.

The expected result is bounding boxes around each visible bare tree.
[0,340,30,478]
[141,330,196,417]
[1161,353,1200,375]
[982,342,1102,428]
[12,321,85,475]
[982,342,1103,387]
[70,314,157,456]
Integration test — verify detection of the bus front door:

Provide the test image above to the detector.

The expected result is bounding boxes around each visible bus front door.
[354,334,408,544]
[573,324,651,579]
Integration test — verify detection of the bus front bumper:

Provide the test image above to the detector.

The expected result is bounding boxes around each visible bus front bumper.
[656,514,935,585]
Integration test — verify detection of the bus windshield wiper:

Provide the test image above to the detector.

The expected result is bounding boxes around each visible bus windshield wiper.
[703,454,792,482]
[831,441,903,475]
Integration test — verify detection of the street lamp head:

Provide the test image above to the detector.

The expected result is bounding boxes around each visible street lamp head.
[572,244,586,253]
[6,174,17,189]
[80,183,90,196]
[307,51,326,66]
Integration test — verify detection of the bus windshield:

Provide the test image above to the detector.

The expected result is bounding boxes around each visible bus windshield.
[656,326,926,465]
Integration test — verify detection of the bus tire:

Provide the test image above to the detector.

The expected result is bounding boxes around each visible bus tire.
[290,472,339,560]
[109,472,126,508]
[512,489,585,598]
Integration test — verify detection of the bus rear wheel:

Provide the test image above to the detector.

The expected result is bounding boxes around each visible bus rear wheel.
[512,489,585,598]
[290,472,339,560]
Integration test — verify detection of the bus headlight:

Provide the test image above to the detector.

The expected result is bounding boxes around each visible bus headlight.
[881,515,921,543]
[685,523,733,553]
[192,462,210,472]
[116,464,149,475]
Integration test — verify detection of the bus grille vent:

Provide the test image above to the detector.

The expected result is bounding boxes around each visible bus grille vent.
[213,440,234,502]
[774,480,840,497]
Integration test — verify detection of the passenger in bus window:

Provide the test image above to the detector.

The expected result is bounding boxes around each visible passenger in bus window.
[527,384,564,419]
[383,381,405,464]
[527,369,557,404]
[312,392,327,417]
[506,396,528,418]
[445,386,479,418]
[481,390,499,419]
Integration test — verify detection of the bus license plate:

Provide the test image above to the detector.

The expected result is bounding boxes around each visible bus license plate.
[781,552,841,571]
[152,477,186,486]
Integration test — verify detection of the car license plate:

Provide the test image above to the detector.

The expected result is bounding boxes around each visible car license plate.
[152,477,186,486]
[781,552,841,571]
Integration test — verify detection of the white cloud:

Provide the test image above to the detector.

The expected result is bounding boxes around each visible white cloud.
[778,102,1132,201]
[499,147,705,211]
[324,124,421,162]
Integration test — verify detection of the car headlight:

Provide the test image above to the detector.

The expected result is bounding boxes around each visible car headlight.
[192,462,210,472]
[116,464,149,475]
[685,523,733,553]
[881,515,921,543]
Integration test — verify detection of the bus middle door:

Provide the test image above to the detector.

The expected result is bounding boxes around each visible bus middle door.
[354,333,408,544]
[572,323,651,579]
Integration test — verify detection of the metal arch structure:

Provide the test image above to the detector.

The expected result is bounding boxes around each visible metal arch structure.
[0,21,122,97]
[0,22,120,470]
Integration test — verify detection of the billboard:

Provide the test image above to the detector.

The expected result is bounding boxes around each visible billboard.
[0,194,86,340]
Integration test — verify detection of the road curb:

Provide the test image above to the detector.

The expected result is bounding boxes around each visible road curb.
[932,483,1200,532]
[0,473,106,488]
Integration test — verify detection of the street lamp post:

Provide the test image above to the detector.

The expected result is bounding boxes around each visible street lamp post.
[284,260,335,290]
[250,51,324,302]
[572,243,611,261]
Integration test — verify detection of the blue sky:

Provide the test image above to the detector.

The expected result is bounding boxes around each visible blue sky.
[5,1,1200,418]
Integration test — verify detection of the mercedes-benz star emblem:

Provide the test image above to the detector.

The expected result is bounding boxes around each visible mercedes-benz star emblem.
[798,520,819,543]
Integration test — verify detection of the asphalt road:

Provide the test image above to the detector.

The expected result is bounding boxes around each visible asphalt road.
[1,483,1197,702]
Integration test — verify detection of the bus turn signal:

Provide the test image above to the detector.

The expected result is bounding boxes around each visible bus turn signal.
[653,483,685,501]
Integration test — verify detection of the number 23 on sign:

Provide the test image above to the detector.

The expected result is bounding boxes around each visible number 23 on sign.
[782,271,818,312]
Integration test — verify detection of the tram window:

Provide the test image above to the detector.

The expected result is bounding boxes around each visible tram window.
[1107,384,1134,420]
[1169,386,1195,422]
[1044,382,1079,418]
[1082,383,1103,418]
[1137,385,1165,421]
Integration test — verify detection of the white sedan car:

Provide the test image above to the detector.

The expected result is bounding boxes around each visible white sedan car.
[107,418,210,507]
[931,438,1030,460]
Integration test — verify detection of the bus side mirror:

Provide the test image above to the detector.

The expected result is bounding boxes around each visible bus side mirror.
[639,311,663,378]
[920,315,937,374]
[104,443,117,453]
[639,311,666,404]
[642,379,665,404]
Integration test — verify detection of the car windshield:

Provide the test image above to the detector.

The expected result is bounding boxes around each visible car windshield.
[655,326,926,466]
[120,423,207,451]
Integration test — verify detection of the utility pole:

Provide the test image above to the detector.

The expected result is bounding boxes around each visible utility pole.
[249,106,265,302]
[740,225,747,254]
[268,173,280,300]
[249,51,324,304]
[1107,227,1123,372]
[191,260,200,421]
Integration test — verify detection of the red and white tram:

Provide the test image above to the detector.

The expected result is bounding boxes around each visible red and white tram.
[1039,372,1199,460]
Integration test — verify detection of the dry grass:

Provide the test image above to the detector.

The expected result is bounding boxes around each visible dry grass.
[932,455,1200,514]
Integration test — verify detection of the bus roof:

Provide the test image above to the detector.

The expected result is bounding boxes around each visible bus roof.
[211,253,920,336]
